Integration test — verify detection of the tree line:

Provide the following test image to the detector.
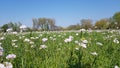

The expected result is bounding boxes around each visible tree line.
[0,11,120,32]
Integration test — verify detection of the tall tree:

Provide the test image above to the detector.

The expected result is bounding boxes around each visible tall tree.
[1,22,22,32]
[80,19,93,29]
[32,18,39,30]
[48,18,55,30]
[32,18,56,31]
[112,12,120,29]
[95,18,109,29]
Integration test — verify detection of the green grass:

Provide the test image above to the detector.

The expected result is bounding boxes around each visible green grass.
[0,30,120,68]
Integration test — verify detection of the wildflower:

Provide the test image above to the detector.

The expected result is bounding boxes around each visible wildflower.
[96,42,103,46]
[12,43,16,46]
[4,62,13,68]
[6,54,16,60]
[79,28,86,32]
[114,65,119,68]
[31,45,36,48]
[80,43,87,48]
[39,34,43,37]
[75,40,79,44]
[76,33,79,36]
[13,45,18,48]
[75,47,79,50]
[40,45,47,49]
[42,38,48,42]
[12,40,17,42]
[12,31,18,34]
[30,41,34,44]
[0,63,5,68]
[82,40,88,44]
[91,52,98,56]
[24,38,30,42]
[64,38,72,43]
[35,37,39,39]
[30,37,35,39]
[113,38,119,44]
[69,36,73,39]
[0,37,5,40]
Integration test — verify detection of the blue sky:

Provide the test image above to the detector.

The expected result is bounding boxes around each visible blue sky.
[0,0,120,27]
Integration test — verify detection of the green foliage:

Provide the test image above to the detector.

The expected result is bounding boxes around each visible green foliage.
[0,31,120,68]
[95,19,109,29]
[113,12,120,28]
[66,24,80,30]
[1,22,21,32]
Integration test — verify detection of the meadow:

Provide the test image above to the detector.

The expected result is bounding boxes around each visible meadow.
[0,30,120,68]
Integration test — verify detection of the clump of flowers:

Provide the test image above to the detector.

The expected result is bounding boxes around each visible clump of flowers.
[113,38,119,44]
[64,36,73,43]
[0,45,16,68]
[42,38,48,42]
[6,54,16,60]
[0,61,13,68]
[40,45,47,49]
[79,38,88,48]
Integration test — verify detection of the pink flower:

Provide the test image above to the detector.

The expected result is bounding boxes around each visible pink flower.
[40,45,47,49]
[6,54,16,60]
[42,38,48,42]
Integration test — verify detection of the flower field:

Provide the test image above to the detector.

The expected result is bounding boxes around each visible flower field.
[0,30,120,68]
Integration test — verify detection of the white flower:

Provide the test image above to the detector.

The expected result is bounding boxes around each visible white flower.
[30,37,35,39]
[30,41,34,44]
[64,38,72,43]
[91,52,98,56]
[82,40,88,44]
[42,38,48,42]
[24,38,30,42]
[40,45,47,49]
[13,45,18,48]
[12,40,17,42]
[31,45,36,48]
[79,28,86,32]
[0,63,5,68]
[12,31,18,34]
[76,33,79,36]
[79,43,87,48]
[115,65,119,68]
[75,48,79,50]
[69,36,73,39]
[75,40,79,44]
[113,38,119,44]
[96,42,103,46]
[12,43,16,46]
[4,62,13,68]
[0,37,5,40]
[6,54,16,60]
